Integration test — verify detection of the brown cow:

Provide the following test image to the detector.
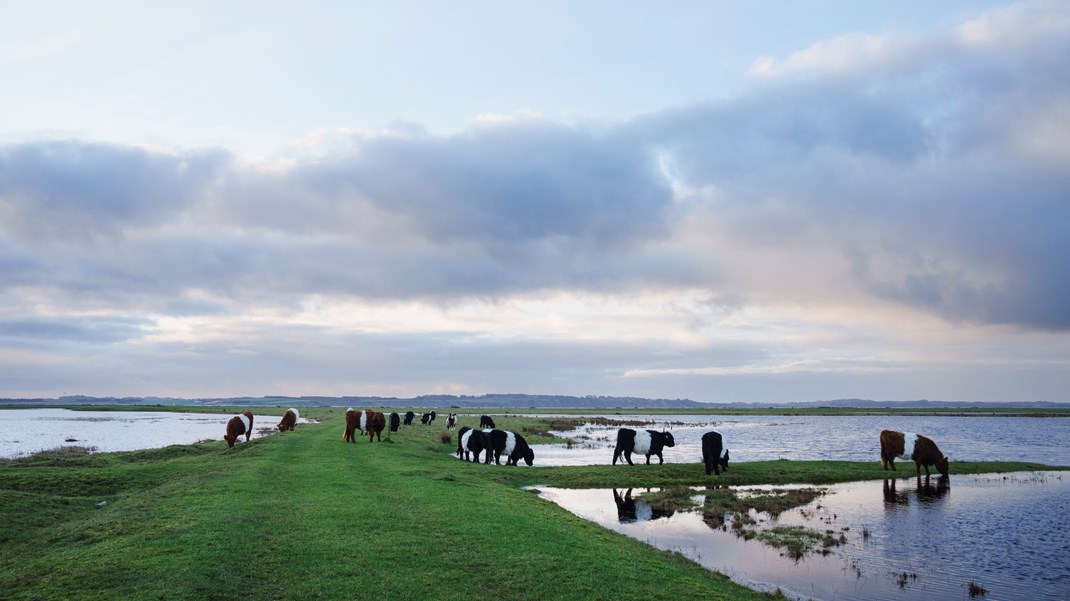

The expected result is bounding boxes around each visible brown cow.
[880,430,949,477]
[224,411,255,448]
[365,410,386,442]
[276,408,299,432]
[343,407,359,443]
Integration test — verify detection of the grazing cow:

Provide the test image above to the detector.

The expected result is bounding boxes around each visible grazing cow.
[389,412,401,432]
[701,431,730,476]
[612,428,675,465]
[479,415,495,429]
[403,411,415,426]
[880,430,950,478]
[485,429,535,466]
[446,413,457,430]
[455,426,488,462]
[343,407,359,443]
[276,408,299,432]
[224,411,255,448]
[364,410,386,442]
[421,411,437,425]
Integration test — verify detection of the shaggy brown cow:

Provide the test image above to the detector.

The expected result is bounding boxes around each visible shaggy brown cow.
[364,410,386,442]
[343,408,386,443]
[343,407,359,443]
[880,430,950,477]
[224,411,255,448]
[276,408,299,432]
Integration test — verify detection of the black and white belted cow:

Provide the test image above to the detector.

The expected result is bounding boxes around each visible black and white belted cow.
[701,431,730,475]
[446,413,457,430]
[455,426,488,463]
[612,428,675,465]
[421,411,436,425]
[484,429,535,466]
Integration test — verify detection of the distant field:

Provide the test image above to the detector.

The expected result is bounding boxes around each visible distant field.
[1,409,1064,600]
[5,403,1070,418]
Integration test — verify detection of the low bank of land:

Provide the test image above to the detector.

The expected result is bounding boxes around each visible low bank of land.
[1,408,1064,600]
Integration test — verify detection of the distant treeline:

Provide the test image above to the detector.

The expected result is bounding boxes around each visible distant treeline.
[1,393,1068,409]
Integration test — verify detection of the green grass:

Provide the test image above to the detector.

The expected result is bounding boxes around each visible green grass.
[1,411,1064,601]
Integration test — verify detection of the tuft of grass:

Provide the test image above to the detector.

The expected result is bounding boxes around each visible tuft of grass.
[440,431,453,444]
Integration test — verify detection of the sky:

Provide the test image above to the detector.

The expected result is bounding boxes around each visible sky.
[0,1,1068,403]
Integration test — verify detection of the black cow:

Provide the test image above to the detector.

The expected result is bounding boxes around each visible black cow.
[389,412,401,432]
[701,431,730,476]
[421,411,436,425]
[446,413,457,430]
[403,411,415,426]
[479,415,496,429]
[612,428,675,465]
[455,426,487,462]
[485,429,534,466]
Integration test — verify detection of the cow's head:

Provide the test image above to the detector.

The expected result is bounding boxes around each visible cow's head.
[521,448,535,466]
[661,432,676,447]
[720,449,730,472]
[936,455,950,477]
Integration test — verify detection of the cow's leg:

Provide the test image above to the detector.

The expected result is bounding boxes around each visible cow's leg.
[624,450,634,466]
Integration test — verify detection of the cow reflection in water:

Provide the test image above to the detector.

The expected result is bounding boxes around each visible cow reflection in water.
[883,475,950,508]
[612,488,676,523]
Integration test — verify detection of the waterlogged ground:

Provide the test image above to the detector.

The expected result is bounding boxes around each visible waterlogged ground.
[0,409,310,458]
[534,413,1070,466]
[537,472,1070,601]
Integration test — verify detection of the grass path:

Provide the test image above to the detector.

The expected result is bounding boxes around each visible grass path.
[1,412,775,601]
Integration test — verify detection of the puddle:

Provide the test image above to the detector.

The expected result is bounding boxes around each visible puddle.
[535,472,1070,601]
[0,409,312,458]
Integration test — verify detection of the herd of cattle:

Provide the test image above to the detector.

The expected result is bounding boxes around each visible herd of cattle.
[223,409,950,477]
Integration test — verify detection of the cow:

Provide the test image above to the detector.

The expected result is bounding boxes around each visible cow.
[701,431,730,476]
[224,411,255,448]
[612,428,675,465]
[403,411,415,426]
[455,426,488,463]
[389,412,401,432]
[880,430,950,478]
[485,429,535,466]
[343,407,359,443]
[276,408,299,432]
[479,415,496,429]
[364,410,386,442]
[446,413,457,430]
[421,411,436,425]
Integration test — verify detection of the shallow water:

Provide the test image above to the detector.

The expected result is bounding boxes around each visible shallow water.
[537,472,1070,601]
[534,414,1070,466]
[0,409,309,458]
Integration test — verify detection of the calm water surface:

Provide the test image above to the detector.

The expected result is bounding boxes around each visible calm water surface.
[538,472,1070,601]
[535,414,1070,466]
[0,409,306,458]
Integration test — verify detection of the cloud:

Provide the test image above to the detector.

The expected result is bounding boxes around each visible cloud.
[0,1,1067,336]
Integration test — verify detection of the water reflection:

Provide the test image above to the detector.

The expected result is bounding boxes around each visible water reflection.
[538,472,1070,601]
[883,476,950,509]
[612,488,676,523]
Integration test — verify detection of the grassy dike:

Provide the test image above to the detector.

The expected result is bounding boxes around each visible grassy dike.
[1,408,1064,601]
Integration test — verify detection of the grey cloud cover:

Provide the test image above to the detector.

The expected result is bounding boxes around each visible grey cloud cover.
[1,2,1068,332]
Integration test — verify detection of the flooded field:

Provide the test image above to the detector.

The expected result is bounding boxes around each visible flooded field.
[0,409,308,458]
[537,472,1070,601]
[534,413,1070,466]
